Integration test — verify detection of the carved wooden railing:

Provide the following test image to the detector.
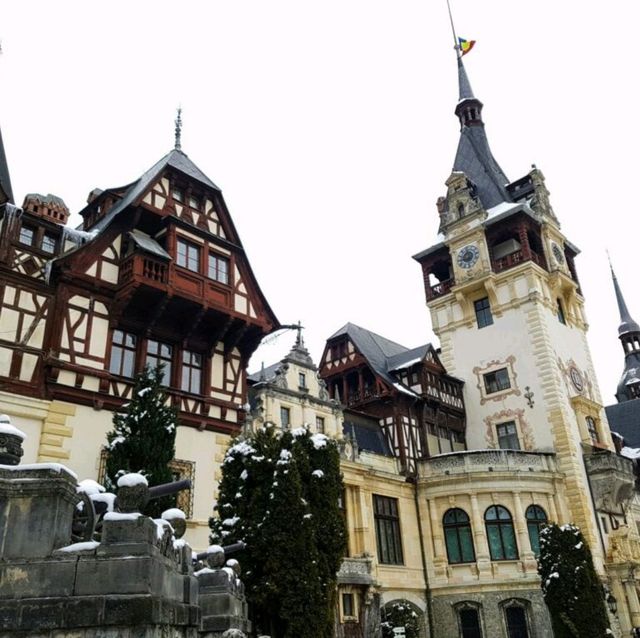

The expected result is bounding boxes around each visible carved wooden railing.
[492,249,542,273]
[427,278,454,300]
[118,253,169,287]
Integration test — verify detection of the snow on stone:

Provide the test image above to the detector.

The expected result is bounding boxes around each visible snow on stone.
[312,470,324,478]
[91,493,116,512]
[56,540,100,553]
[226,558,239,568]
[162,508,186,520]
[311,433,328,449]
[222,566,235,580]
[0,463,78,479]
[153,518,174,539]
[117,472,148,488]
[206,544,224,555]
[0,420,27,440]
[195,567,216,575]
[77,479,105,496]
[173,538,187,550]
[104,512,142,521]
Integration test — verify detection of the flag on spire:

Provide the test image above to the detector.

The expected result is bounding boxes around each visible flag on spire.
[457,37,476,57]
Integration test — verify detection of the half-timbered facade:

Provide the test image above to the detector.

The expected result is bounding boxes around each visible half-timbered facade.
[0,132,278,548]
[320,322,465,475]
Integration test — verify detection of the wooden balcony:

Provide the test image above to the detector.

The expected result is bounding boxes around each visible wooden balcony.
[427,277,454,301]
[492,249,542,273]
[117,252,231,309]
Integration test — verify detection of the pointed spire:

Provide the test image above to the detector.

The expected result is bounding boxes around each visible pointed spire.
[285,321,314,367]
[0,125,14,204]
[610,261,640,336]
[174,107,183,151]
[457,56,475,102]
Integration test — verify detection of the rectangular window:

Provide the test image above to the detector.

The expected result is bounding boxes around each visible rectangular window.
[188,195,200,210]
[280,406,291,428]
[557,299,566,325]
[177,239,200,273]
[181,350,202,393]
[496,421,520,450]
[474,297,494,328]
[19,226,34,246]
[586,416,599,443]
[316,416,325,433]
[208,253,229,284]
[109,330,137,377]
[299,372,306,388]
[373,495,403,565]
[483,368,511,394]
[41,234,56,254]
[459,608,483,638]
[342,593,355,619]
[172,187,184,202]
[146,339,173,386]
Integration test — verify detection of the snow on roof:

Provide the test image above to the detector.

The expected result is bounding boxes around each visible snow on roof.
[621,446,640,460]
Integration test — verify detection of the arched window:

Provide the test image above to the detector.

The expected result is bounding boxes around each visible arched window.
[456,602,483,638]
[443,508,475,564]
[485,505,518,560]
[501,599,531,638]
[525,505,547,555]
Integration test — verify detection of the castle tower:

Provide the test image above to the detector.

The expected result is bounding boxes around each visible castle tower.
[611,267,640,402]
[413,53,616,559]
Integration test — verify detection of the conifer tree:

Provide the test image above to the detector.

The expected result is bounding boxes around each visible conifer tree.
[538,523,611,637]
[105,365,178,517]
[210,424,347,638]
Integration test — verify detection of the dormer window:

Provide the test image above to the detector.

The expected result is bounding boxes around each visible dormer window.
[41,234,56,254]
[172,187,184,203]
[19,226,34,246]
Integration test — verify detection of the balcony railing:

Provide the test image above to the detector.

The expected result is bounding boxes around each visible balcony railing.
[119,253,169,288]
[427,278,454,300]
[492,249,542,273]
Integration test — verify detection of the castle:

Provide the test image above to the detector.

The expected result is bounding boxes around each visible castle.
[2,38,640,638]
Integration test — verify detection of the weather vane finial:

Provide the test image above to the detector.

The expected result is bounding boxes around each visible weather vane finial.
[174,107,183,151]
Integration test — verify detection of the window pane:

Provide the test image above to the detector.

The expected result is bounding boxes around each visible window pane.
[190,368,201,393]
[501,525,518,559]
[459,526,475,562]
[19,226,34,246]
[505,607,529,638]
[122,350,135,377]
[373,495,403,564]
[460,608,482,638]
[445,527,462,563]
[486,524,504,560]
[109,348,122,375]
[41,234,56,253]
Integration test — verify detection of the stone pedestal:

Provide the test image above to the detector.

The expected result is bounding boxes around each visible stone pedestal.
[0,464,77,559]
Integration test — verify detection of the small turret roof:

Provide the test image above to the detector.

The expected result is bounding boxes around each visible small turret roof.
[611,266,640,336]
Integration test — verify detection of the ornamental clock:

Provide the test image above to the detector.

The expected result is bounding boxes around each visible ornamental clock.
[457,244,480,269]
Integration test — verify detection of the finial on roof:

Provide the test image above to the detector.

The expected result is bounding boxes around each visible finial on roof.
[174,107,183,151]
[259,361,266,382]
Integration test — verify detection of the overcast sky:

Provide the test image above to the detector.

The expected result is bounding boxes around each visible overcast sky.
[1,1,638,404]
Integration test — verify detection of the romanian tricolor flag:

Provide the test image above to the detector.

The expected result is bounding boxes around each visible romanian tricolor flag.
[458,37,476,57]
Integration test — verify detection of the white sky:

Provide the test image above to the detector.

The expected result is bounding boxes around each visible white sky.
[1,1,638,404]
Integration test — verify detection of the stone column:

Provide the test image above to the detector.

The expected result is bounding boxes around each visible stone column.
[428,498,447,579]
[513,492,537,573]
[624,575,640,629]
[470,494,491,577]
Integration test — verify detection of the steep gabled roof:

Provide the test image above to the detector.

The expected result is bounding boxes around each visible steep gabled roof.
[606,399,640,448]
[328,322,425,397]
[88,148,220,234]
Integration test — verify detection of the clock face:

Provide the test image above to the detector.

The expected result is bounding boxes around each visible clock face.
[569,366,584,392]
[552,242,565,264]
[457,244,480,269]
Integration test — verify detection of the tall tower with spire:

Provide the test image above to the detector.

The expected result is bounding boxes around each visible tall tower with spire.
[414,51,620,563]
[610,267,640,402]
